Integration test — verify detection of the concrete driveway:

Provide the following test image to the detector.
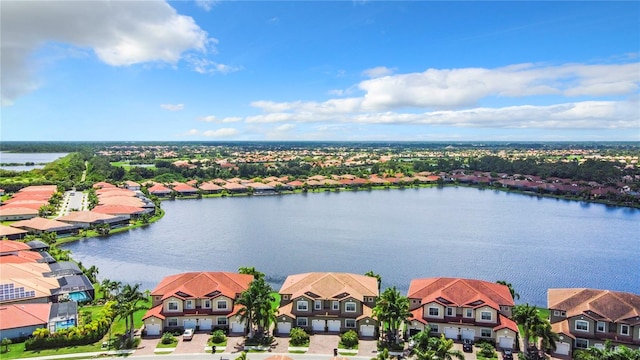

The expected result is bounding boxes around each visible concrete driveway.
[307,334,340,355]
[133,337,160,356]
[174,332,209,354]
[357,339,378,357]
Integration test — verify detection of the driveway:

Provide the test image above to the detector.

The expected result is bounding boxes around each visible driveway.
[133,337,160,356]
[307,334,340,355]
[174,332,209,354]
[357,339,378,357]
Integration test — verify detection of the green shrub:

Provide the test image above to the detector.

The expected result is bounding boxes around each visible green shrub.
[340,330,359,348]
[210,329,226,344]
[478,342,497,358]
[289,328,310,347]
[161,332,176,345]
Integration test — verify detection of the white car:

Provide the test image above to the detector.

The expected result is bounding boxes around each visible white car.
[183,328,194,341]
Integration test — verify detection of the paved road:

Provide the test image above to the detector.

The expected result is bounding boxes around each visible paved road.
[56,190,87,217]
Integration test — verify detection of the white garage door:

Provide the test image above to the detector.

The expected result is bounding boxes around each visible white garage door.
[498,336,514,349]
[183,319,197,330]
[277,322,291,335]
[444,327,458,339]
[146,323,161,336]
[461,329,475,341]
[200,318,213,331]
[327,320,341,332]
[230,320,244,333]
[360,325,375,337]
[555,342,571,356]
[312,319,326,332]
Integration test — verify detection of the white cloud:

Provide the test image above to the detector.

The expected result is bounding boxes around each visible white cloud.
[198,115,242,123]
[275,124,296,132]
[195,0,219,12]
[1,0,212,105]
[362,66,396,78]
[161,103,184,111]
[203,128,239,137]
[187,57,242,74]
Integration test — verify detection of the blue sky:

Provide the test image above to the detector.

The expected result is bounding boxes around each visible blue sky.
[1,1,639,141]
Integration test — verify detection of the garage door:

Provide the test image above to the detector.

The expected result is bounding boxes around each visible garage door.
[360,325,375,337]
[555,342,570,356]
[312,319,326,332]
[183,319,197,330]
[327,320,341,332]
[444,327,458,339]
[146,323,161,336]
[498,336,514,349]
[277,322,291,335]
[230,320,244,333]
[461,329,475,341]
[200,318,213,331]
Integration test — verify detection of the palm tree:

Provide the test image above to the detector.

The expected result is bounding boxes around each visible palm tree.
[412,334,464,360]
[512,303,543,348]
[237,277,276,338]
[365,271,382,292]
[535,320,559,354]
[373,286,411,344]
[496,280,520,301]
[238,267,265,280]
[116,283,149,342]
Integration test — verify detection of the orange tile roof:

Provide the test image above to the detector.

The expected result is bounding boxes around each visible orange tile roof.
[408,278,514,310]
[279,272,378,300]
[142,304,165,320]
[98,196,146,207]
[494,313,519,333]
[198,182,223,191]
[0,225,28,238]
[172,183,198,192]
[10,217,76,232]
[548,288,640,322]
[92,205,145,215]
[0,251,43,264]
[92,182,116,189]
[6,193,51,201]
[96,188,136,197]
[57,211,118,223]
[0,303,50,330]
[0,240,31,253]
[148,184,172,193]
[1,201,48,210]
[150,272,252,301]
[19,185,57,193]
[0,207,39,217]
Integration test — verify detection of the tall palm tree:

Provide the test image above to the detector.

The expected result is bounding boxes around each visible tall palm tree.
[373,286,411,344]
[512,304,543,348]
[116,283,149,342]
[412,334,464,360]
[496,280,520,300]
[237,277,276,338]
[535,320,559,354]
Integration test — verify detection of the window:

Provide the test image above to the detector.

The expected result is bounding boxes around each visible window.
[481,311,492,321]
[204,300,211,309]
[345,319,356,328]
[168,302,178,311]
[217,300,227,310]
[297,317,308,327]
[428,307,439,317]
[553,310,560,316]
[332,301,339,311]
[575,320,589,332]
[481,329,492,337]
[465,309,473,318]
[575,339,588,349]
[345,302,356,312]
[168,318,178,327]
[314,300,322,310]
[429,324,439,333]
[446,307,454,316]
[185,300,194,309]
[217,317,228,326]
[283,295,289,300]
[620,324,630,336]
[297,300,308,311]
[596,321,606,333]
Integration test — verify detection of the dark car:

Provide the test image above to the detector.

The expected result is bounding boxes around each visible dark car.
[462,339,473,353]
[503,348,514,360]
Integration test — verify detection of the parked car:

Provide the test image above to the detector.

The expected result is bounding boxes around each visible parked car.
[503,348,513,360]
[183,328,194,341]
[462,339,473,353]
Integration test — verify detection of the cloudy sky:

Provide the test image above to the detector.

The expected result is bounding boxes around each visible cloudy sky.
[1,1,639,141]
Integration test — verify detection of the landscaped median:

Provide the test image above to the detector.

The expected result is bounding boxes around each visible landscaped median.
[155,332,178,353]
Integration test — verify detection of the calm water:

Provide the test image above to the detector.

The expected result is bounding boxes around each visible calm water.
[63,187,640,307]
[0,152,68,171]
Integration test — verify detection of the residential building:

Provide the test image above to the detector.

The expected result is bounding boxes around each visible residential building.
[142,272,253,336]
[276,272,378,337]
[406,277,518,349]
[548,288,640,357]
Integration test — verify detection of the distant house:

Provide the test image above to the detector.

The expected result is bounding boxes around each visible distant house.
[406,278,518,349]
[0,207,39,221]
[198,182,223,194]
[276,272,378,338]
[0,224,29,240]
[123,180,141,191]
[223,182,248,193]
[0,301,78,340]
[171,183,198,196]
[10,217,78,236]
[142,272,253,336]
[548,288,640,358]
[147,184,172,197]
[57,211,130,229]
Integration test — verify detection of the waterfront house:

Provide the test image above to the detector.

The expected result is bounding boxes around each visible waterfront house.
[142,272,253,336]
[171,183,198,196]
[57,211,130,229]
[406,277,518,350]
[0,224,28,240]
[0,301,78,341]
[10,217,78,236]
[276,272,378,338]
[147,183,172,197]
[548,288,640,358]
[123,180,141,191]
[0,207,39,221]
[198,181,224,194]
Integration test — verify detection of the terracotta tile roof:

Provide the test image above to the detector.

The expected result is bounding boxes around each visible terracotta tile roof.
[308,175,327,181]
[494,313,519,333]
[92,182,116,189]
[408,278,514,310]
[147,184,172,193]
[11,217,77,232]
[551,320,575,339]
[6,193,52,201]
[124,180,141,187]
[0,207,39,217]
[98,196,146,207]
[286,180,304,188]
[0,251,43,264]
[2,201,48,210]
[0,263,60,300]
[96,188,137,197]
[19,185,57,193]
[92,205,145,215]
[264,355,294,360]
[150,272,252,301]
[0,240,31,254]
[0,303,50,330]
[548,288,640,322]
[172,183,198,193]
[409,306,428,324]
[198,182,223,191]
[0,226,29,238]
[57,211,118,223]
[223,183,247,191]
[142,304,165,320]
[279,272,378,300]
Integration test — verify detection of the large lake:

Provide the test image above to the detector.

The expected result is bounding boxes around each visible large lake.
[63,187,640,307]
[0,152,69,171]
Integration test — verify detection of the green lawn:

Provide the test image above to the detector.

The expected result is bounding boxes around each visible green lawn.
[270,292,281,310]
[1,342,102,360]
[110,298,152,335]
[156,339,178,349]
